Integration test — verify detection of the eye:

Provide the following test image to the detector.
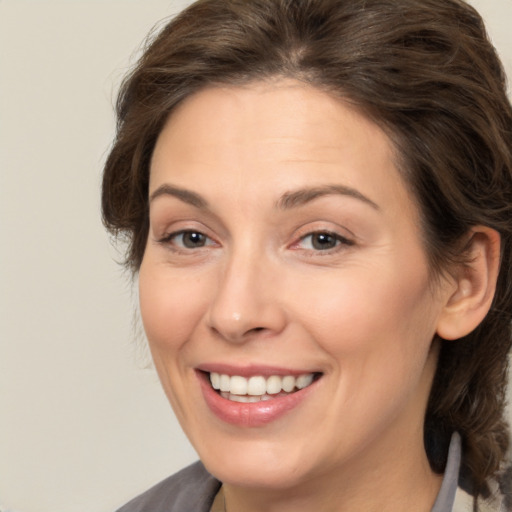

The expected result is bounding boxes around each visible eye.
[297,231,353,251]
[160,230,215,249]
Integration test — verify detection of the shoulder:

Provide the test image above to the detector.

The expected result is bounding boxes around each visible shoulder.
[116,461,221,512]
[454,479,511,512]
[438,432,512,512]
[454,455,512,512]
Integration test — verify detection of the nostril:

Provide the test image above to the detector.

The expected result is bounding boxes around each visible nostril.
[248,327,265,334]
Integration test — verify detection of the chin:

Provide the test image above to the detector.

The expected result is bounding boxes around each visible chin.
[207,459,310,490]
[196,436,321,490]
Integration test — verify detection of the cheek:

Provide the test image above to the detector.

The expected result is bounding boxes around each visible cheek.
[297,265,438,432]
[138,261,210,353]
[293,260,437,363]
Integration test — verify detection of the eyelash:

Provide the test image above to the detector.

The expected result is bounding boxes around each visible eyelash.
[157,230,216,250]
[157,229,354,255]
[292,231,354,254]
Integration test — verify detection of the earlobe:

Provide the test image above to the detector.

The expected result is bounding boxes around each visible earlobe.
[436,227,501,341]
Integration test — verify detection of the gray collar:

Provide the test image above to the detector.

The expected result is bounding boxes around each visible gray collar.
[431,432,462,512]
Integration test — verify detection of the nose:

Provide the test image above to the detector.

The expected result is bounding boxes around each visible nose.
[206,250,287,343]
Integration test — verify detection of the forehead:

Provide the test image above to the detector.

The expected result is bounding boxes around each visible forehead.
[154,80,392,158]
[150,79,417,221]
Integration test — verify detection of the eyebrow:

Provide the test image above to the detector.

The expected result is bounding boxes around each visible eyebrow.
[149,184,208,209]
[277,184,379,210]
[149,183,379,211]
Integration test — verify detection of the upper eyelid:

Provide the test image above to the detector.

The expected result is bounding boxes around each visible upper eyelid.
[153,218,215,238]
[301,229,352,240]
[150,212,226,241]
[292,222,356,241]
[159,228,214,243]
[294,231,354,247]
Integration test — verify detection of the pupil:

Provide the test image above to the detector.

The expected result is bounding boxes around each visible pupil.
[312,233,336,250]
[184,232,205,248]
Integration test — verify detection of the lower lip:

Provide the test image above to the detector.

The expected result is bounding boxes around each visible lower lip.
[197,372,317,427]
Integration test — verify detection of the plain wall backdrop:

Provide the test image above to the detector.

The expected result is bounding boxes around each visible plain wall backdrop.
[0,1,511,511]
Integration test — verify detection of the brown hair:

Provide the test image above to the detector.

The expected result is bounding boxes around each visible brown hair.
[102,0,512,502]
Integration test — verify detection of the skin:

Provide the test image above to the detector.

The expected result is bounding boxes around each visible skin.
[139,79,462,512]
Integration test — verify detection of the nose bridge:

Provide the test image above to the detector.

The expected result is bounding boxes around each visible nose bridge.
[207,241,285,342]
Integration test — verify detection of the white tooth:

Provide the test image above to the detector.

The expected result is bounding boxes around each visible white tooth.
[260,394,272,401]
[247,376,266,395]
[230,375,248,395]
[219,374,231,392]
[229,394,251,403]
[296,373,314,389]
[266,375,282,395]
[282,375,296,392]
[247,396,260,403]
[210,372,220,390]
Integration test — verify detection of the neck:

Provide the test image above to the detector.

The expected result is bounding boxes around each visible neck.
[222,427,443,512]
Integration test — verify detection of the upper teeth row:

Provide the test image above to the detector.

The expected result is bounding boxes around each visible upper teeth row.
[209,372,314,396]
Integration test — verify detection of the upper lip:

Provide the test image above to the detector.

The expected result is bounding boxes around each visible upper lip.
[197,363,321,378]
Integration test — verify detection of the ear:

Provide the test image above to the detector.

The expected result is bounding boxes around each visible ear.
[436,226,501,340]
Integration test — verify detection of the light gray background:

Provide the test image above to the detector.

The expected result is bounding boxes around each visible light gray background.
[1,1,511,511]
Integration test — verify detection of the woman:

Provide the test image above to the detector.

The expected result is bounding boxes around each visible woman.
[102,0,512,510]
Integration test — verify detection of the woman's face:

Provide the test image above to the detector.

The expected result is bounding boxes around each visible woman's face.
[139,80,452,490]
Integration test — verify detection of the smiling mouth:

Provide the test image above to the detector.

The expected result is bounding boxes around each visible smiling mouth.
[208,372,321,403]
